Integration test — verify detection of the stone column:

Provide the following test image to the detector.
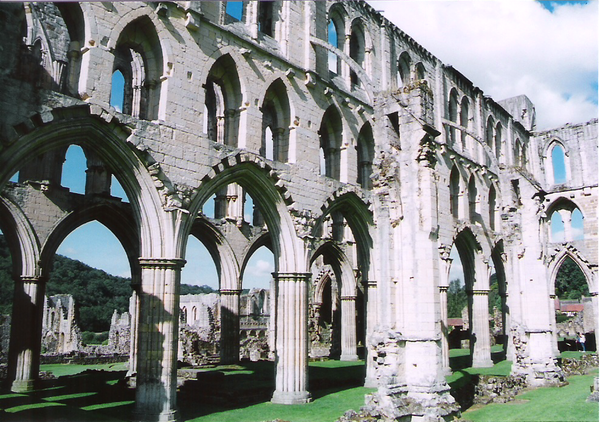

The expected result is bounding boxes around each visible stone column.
[364,280,378,387]
[128,287,140,376]
[9,276,46,393]
[340,295,358,361]
[272,272,311,404]
[268,276,277,360]
[133,258,184,422]
[439,285,450,373]
[471,289,493,367]
[549,294,559,357]
[220,289,241,364]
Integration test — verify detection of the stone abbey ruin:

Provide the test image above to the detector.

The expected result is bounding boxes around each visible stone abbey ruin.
[0,1,597,421]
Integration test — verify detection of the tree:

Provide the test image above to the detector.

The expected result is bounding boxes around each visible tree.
[447,278,467,318]
[555,257,589,300]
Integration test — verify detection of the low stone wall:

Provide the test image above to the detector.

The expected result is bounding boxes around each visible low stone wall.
[474,374,527,405]
[559,353,599,377]
[40,353,128,365]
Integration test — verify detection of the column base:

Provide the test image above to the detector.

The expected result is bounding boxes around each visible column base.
[340,353,359,362]
[271,390,312,404]
[364,384,459,422]
[133,409,179,422]
[364,378,379,388]
[11,379,36,393]
[472,358,494,368]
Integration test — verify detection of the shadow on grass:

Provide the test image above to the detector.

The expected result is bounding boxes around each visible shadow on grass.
[178,360,366,421]
[0,370,134,422]
[1,360,366,421]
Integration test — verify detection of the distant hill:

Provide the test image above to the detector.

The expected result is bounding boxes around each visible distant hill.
[0,235,216,332]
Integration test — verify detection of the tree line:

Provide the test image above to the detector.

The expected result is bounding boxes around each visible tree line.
[0,235,216,332]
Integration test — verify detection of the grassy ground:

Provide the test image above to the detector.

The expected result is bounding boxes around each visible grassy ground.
[0,360,372,422]
[0,353,597,422]
[461,373,598,422]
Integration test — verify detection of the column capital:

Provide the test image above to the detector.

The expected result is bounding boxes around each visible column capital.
[272,272,311,282]
[362,280,377,288]
[16,275,47,284]
[439,285,449,292]
[139,258,186,270]
[220,288,242,295]
[471,289,490,296]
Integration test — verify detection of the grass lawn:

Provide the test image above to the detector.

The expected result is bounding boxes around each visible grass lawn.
[1,360,373,422]
[40,362,128,377]
[461,373,599,422]
[1,355,597,422]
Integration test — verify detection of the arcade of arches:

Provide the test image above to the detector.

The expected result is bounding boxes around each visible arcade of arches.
[0,2,597,421]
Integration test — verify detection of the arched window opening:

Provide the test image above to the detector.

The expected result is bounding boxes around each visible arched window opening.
[460,97,469,150]
[450,166,460,219]
[110,70,125,112]
[258,1,274,37]
[468,175,478,223]
[62,145,87,194]
[54,221,132,332]
[54,2,85,96]
[181,235,219,291]
[349,24,365,88]
[9,172,19,183]
[448,89,459,146]
[225,1,243,22]
[485,117,494,166]
[242,246,274,290]
[447,245,466,319]
[551,144,567,184]
[488,185,497,231]
[205,55,242,147]
[513,139,522,168]
[494,123,502,159]
[356,124,374,189]
[520,143,527,168]
[319,106,343,180]
[550,211,565,243]
[571,208,584,241]
[327,20,339,74]
[555,257,589,300]
[180,307,188,324]
[485,118,494,149]
[397,52,411,88]
[261,79,290,162]
[113,17,163,120]
[415,62,425,81]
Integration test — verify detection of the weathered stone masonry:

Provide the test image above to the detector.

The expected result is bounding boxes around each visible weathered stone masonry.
[0,2,596,421]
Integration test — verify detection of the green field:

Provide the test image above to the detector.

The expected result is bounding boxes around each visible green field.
[0,355,597,422]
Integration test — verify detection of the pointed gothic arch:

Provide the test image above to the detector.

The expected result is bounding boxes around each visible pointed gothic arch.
[261,79,291,162]
[205,54,243,146]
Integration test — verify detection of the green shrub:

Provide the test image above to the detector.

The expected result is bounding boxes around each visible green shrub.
[81,331,109,345]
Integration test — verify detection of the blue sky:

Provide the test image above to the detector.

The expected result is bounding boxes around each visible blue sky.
[370,0,598,130]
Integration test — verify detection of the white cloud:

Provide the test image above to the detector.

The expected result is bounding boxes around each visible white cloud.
[368,0,598,130]
[246,259,273,278]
